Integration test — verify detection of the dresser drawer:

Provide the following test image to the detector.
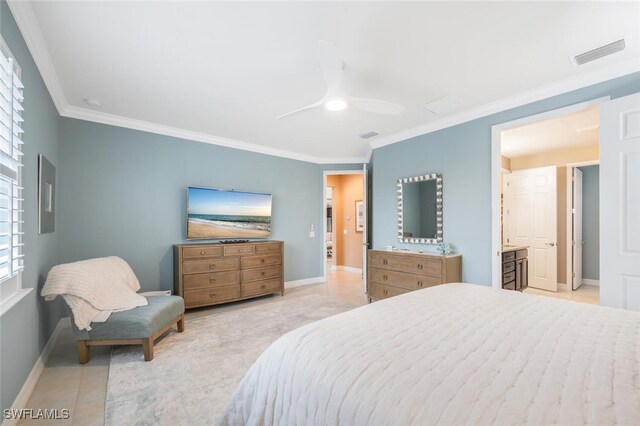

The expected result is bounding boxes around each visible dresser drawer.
[182,245,222,259]
[184,285,240,307]
[255,243,281,254]
[369,267,440,291]
[241,278,282,297]
[183,257,239,274]
[502,251,516,262]
[369,252,442,277]
[242,265,281,282]
[503,271,516,284]
[241,254,282,269]
[223,244,255,256]
[368,282,409,300]
[515,249,528,260]
[183,270,240,291]
[503,261,515,274]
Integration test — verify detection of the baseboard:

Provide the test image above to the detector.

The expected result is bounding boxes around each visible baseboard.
[2,317,70,426]
[333,265,363,274]
[557,282,568,291]
[285,276,324,289]
[582,279,600,287]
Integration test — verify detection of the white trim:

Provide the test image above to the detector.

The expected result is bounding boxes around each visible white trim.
[2,317,70,426]
[8,0,640,165]
[491,97,609,288]
[582,278,600,287]
[0,287,32,317]
[333,265,363,274]
[565,160,600,291]
[285,276,324,289]
[371,57,639,150]
[5,1,68,113]
[61,106,368,165]
[322,170,365,282]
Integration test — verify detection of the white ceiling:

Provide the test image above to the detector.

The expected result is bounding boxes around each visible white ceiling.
[501,107,599,158]
[9,1,640,163]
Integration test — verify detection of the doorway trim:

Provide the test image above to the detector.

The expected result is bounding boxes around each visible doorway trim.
[491,96,609,288]
[322,170,365,282]
[565,160,600,290]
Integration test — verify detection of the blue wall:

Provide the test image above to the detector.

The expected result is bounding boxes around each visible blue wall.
[579,165,599,280]
[59,118,361,291]
[372,72,640,285]
[1,0,64,413]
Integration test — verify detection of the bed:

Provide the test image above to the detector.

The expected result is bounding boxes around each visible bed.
[217,283,640,425]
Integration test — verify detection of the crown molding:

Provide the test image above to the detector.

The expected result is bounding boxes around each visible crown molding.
[369,57,640,150]
[62,105,368,164]
[6,0,68,113]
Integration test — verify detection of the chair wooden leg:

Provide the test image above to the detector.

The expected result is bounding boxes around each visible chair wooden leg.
[177,314,185,332]
[77,341,90,364]
[142,338,154,361]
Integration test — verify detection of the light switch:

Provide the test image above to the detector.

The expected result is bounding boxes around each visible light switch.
[309,231,315,237]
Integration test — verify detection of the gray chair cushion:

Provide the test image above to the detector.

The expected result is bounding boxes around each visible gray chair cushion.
[71,296,184,340]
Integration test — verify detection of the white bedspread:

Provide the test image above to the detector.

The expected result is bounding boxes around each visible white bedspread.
[217,283,640,426]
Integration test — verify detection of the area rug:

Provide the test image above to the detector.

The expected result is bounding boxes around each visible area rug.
[104,294,354,425]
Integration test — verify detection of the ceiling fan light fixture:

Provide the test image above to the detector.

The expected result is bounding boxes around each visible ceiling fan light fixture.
[324,98,348,111]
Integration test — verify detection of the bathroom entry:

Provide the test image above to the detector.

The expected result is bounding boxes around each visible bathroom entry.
[323,171,365,281]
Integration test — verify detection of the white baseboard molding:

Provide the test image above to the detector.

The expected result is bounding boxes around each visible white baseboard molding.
[582,279,600,287]
[285,276,324,289]
[333,265,363,274]
[2,317,70,426]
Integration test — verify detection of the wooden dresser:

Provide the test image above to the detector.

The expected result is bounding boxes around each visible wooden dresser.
[367,249,462,302]
[174,241,284,309]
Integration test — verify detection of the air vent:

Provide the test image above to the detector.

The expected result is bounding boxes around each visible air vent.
[572,38,626,66]
[359,131,378,139]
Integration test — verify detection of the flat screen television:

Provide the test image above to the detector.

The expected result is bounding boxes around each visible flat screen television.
[187,186,272,239]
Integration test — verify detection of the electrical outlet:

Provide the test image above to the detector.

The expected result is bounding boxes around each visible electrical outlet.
[309,231,315,237]
[343,229,347,235]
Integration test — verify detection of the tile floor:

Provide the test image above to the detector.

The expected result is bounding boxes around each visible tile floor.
[16,272,599,425]
[17,269,366,425]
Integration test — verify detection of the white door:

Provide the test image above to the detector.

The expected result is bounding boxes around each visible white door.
[362,164,368,293]
[505,166,557,291]
[572,168,584,290]
[600,92,640,311]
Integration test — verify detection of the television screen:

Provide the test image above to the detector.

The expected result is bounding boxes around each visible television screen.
[187,187,272,239]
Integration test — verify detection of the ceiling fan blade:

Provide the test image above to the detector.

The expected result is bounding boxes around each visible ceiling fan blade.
[349,97,404,115]
[318,40,342,95]
[276,99,324,120]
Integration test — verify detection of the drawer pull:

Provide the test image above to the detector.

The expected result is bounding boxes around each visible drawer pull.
[418,281,423,287]
[383,290,388,296]
[417,264,423,270]
[261,259,265,264]
[383,274,388,280]
[383,259,388,265]
[200,250,205,255]
[210,263,216,269]
[210,278,216,283]
[260,284,266,289]
[239,249,243,253]
[209,292,216,298]
[261,271,266,276]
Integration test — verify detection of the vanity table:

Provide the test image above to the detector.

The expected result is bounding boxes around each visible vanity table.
[502,246,528,291]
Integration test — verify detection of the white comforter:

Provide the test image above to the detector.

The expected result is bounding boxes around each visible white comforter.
[218,283,640,426]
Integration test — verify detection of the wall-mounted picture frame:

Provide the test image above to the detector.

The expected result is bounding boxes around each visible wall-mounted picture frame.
[355,200,364,232]
[38,154,56,234]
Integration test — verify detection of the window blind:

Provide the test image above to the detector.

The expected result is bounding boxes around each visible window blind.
[0,44,24,283]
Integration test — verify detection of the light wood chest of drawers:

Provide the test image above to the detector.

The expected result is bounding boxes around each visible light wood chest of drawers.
[367,249,462,302]
[174,241,284,309]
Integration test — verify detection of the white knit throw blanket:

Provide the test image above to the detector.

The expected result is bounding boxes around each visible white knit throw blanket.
[41,256,148,331]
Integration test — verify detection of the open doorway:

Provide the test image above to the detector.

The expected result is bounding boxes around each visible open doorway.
[493,99,605,304]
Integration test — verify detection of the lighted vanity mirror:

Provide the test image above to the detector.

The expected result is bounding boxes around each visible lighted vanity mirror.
[397,173,443,244]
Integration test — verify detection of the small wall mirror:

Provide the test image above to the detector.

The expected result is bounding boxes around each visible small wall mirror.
[397,173,443,244]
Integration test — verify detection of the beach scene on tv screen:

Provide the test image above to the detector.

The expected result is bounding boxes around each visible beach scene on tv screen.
[187,187,272,238]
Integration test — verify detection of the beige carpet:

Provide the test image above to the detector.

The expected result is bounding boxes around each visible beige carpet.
[104,294,354,425]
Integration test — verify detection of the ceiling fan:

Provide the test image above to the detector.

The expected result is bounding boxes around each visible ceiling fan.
[276,40,405,119]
